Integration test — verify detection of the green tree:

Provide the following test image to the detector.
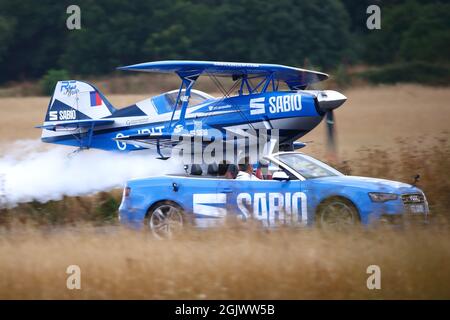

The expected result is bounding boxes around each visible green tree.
[363,0,450,65]
[40,69,70,95]
[398,3,450,63]
[0,0,70,82]
[60,0,157,75]
[0,16,16,67]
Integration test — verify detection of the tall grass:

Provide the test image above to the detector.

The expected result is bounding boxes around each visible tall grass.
[335,135,450,215]
[0,225,449,299]
[0,138,449,299]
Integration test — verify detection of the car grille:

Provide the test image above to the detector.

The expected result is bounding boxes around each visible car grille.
[401,193,428,216]
[401,193,425,204]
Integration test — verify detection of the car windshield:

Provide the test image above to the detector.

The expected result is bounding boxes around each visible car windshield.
[276,153,343,179]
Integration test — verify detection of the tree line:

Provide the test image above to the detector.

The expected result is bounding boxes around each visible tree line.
[0,0,448,85]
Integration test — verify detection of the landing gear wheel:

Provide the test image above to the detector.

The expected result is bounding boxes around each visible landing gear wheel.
[147,202,184,238]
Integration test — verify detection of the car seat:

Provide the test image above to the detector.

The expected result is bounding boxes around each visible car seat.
[190,164,203,175]
[207,163,219,176]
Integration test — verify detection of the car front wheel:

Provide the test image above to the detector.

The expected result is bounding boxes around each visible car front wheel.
[316,198,360,230]
[147,201,184,238]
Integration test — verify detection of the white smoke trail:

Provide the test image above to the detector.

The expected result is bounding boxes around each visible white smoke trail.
[0,140,181,207]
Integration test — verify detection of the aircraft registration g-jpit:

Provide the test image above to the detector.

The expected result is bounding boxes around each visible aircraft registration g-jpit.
[37,60,347,160]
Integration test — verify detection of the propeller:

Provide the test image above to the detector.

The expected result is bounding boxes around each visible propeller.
[325,109,336,154]
[313,90,347,158]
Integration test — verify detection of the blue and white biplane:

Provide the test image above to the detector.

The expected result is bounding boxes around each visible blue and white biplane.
[38,60,346,160]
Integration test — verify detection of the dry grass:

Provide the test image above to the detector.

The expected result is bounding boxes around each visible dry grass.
[334,135,450,214]
[303,84,450,158]
[0,224,449,299]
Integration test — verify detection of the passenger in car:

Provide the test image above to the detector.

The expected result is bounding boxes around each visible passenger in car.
[236,157,260,180]
[225,164,238,179]
[217,162,229,176]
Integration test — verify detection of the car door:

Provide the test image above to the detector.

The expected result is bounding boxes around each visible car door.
[180,175,228,228]
[216,160,308,226]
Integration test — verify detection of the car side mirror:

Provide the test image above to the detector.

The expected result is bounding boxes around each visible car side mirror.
[272,171,290,181]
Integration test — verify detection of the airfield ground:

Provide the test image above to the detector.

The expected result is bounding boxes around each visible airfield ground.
[0,84,449,299]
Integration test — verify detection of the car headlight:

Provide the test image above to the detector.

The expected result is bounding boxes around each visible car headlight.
[368,192,398,202]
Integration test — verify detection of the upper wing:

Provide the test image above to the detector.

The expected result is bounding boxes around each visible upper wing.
[117,60,328,89]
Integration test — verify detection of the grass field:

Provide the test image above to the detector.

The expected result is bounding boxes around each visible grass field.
[0,224,449,299]
[0,84,449,299]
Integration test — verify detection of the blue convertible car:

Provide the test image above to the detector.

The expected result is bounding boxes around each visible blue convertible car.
[119,152,429,237]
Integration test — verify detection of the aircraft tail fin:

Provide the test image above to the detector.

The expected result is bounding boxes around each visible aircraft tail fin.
[43,80,115,124]
[40,80,116,145]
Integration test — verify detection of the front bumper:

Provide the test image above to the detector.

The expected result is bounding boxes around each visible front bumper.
[363,193,429,225]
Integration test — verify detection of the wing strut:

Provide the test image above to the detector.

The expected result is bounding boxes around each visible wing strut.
[168,71,201,133]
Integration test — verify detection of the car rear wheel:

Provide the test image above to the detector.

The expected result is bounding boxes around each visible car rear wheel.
[317,198,359,230]
[147,201,184,238]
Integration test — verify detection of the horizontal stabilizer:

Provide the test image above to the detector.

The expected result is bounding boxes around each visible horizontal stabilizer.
[36,119,114,131]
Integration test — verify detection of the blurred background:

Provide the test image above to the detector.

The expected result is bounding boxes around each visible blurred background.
[0,0,448,95]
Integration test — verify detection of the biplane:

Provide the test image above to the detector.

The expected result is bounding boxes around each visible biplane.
[38,61,346,160]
